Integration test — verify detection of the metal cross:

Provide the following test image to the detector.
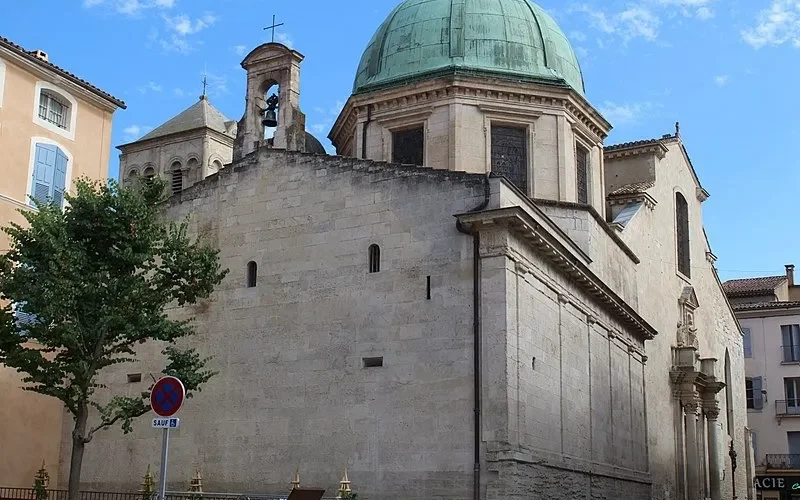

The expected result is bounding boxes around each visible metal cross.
[201,73,208,98]
[264,15,284,43]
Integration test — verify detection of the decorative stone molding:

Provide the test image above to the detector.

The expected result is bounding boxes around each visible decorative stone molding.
[604,141,669,161]
[457,206,656,341]
[676,287,699,349]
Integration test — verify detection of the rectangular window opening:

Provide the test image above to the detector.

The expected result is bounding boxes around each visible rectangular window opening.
[576,143,589,204]
[426,275,431,300]
[491,125,528,194]
[127,373,142,383]
[391,127,424,166]
[782,325,800,362]
[362,356,384,368]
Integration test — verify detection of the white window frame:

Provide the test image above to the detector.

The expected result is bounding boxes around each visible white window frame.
[32,81,78,141]
[0,58,6,108]
[27,137,73,208]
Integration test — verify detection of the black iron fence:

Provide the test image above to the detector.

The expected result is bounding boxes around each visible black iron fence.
[765,454,800,469]
[0,488,340,500]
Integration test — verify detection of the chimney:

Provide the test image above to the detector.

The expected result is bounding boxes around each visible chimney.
[31,50,49,62]
[787,264,795,287]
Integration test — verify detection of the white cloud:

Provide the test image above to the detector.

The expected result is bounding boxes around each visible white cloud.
[714,75,730,86]
[275,32,294,48]
[575,5,661,42]
[570,30,588,42]
[137,81,163,94]
[83,0,175,16]
[599,101,652,125]
[163,13,216,36]
[204,72,229,97]
[174,88,185,97]
[122,125,153,141]
[233,45,248,56]
[656,0,716,19]
[311,123,327,134]
[742,0,800,49]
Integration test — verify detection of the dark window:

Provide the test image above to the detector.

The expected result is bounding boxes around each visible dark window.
[743,327,753,358]
[676,193,690,277]
[171,163,183,194]
[783,325,800,362]
[127,373,142,383]
[363,356,384,368]
[392,127,424,166]
[247,261,257,288]
[786,377,800,413]
[143,167,156,183]
[491,125,528,193]
[576,144,589,204]
[746,376,763,410]
[369,244,380,273]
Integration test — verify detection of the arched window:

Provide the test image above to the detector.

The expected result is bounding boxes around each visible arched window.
[34,82,77,140]
[211,160,223,173]
[368,244,380,273]
[128,170,138,180]
[247,261,257,288]
[143,167,155,180]
[676,192,690,277]
[171,162,183,194]
[30,141,69,208]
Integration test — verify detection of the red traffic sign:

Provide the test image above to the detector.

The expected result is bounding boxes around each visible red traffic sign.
[150,376,185,418]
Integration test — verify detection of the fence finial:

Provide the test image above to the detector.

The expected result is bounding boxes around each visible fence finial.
[291,468,301,490]
[140,465,156,499]
[337,468,352,498]
[33,461,50,500]
[189,468,203,493]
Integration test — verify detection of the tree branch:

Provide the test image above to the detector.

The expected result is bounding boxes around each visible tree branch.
[85,405,151,443]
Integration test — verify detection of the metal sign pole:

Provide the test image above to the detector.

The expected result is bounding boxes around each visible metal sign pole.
[159,427,170,500]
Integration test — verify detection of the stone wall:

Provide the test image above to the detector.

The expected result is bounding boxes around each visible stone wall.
[66,150,490,498]
[607,141,749,500]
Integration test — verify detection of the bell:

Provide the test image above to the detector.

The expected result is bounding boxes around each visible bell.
[262,109,278,128]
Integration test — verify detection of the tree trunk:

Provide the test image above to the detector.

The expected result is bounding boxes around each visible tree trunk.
[68,404,89,500]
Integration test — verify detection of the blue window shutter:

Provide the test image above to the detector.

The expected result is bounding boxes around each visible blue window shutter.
[53,148,68,207]
[31,143,56,205]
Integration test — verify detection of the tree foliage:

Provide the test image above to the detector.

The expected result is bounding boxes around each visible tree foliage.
[0,177,227,497]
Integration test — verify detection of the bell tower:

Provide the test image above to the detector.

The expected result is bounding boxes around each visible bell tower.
[235,42,306,160]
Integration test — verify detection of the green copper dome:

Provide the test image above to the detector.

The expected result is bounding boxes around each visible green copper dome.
[353,0,585,95]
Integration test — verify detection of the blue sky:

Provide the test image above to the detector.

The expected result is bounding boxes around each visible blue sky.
[1,0,797,282]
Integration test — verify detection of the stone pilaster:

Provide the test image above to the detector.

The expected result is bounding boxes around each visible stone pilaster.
[684,400,702,500]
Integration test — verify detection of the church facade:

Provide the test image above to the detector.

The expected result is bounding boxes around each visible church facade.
[68,1,750,499]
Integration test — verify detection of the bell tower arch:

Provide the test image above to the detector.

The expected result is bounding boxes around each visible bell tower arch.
[236,42,306,159]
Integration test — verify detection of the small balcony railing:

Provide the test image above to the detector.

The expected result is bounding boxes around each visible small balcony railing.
[782,345,800,362]
[776,400,800,417]
[766,454,800,469]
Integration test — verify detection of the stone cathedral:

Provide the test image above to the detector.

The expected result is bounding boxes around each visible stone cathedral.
[70,1,751,499]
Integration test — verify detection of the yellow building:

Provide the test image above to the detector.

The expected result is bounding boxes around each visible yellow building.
[0,35,125,488]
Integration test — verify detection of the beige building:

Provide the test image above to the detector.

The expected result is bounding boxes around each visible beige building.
[71,1,747,499]
[0,36,125,487]
[724,267,800,500]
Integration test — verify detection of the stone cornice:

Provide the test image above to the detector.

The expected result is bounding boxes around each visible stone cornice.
[331,76,611,149]
[604,142,669,161]
[117,127,234,153]
[456,206,657,341]
[0,193,35,212]
[607,192,657,210]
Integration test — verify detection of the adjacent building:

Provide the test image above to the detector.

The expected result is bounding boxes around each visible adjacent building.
[724,266,800,500]
[0,36,125,487]
[69,1,748,499]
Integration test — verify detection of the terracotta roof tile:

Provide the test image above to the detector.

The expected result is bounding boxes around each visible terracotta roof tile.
[722,276,787,297]
[605,134,676,152]
[608,181,656,196]
[0,36,126,109]
[732,301,800,312]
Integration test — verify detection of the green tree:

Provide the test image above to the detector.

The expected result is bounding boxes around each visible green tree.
[0,178,227,500]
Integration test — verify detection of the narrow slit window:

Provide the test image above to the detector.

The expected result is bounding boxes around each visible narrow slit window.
[576,144,589,204]
[426,276,431,300]
[363,356,384,368]
[247,261,258,288]
[676,192,690,277]
[369,244,381,273]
